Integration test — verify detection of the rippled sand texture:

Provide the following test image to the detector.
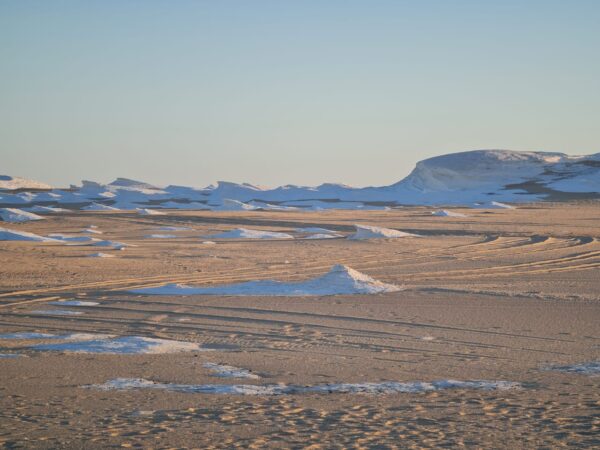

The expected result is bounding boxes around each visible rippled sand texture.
[0,203,599,448]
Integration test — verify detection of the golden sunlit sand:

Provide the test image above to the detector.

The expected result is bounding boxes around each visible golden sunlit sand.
[0,203,599,448]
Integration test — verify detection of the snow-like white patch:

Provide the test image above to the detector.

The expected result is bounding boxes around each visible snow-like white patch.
[0,332,57,339]
[348,225,417,240]
[0,330,210,356]
[0,175,52,190]
[304,233,342,239]
[90,378,521,395]
[131,264,401,296]
[247,201,298,211]
[295,227,339,234]
[97,191,117,198]
[31,336,209,354]
[92,240,130,250]
[206,228,294,240]
[88,252,115,258]
[48,300,99,306]
[83,227,103,234]
[473,201,514,209]
[490,201,514,209]
[82,203,120,211]
[204,363,261,379]
[59,333,115,341]
[136,208,165,215]
[26,205,68,213]
[0,227,59,242]
[0,208,44,223]
[32,310,83,316]
[157,226,191,231]
[546,361,600,375]
[0,353,24,358]
[145,234,177,239]
[210,199,259,211]
[431,210,467,217]
[48,234,98,243]
[202,241,216,245]
[0,331,113,341]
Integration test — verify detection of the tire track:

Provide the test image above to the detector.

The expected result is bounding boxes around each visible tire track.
[0,235,596,300]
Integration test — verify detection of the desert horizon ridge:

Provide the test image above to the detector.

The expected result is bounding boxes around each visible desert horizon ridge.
[2,151,600,215]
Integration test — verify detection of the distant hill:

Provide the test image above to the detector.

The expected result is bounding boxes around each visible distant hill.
[1,150,599,211]
[0,175,52,191]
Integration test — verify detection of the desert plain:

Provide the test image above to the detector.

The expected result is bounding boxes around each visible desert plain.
[0,203,599,449]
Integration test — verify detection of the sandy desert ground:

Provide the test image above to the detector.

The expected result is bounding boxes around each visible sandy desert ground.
[0,203,599,449]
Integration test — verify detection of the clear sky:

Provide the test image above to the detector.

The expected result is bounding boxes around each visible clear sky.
[1,1,599,188]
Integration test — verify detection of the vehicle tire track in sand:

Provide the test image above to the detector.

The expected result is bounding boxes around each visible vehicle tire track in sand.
[0,235,596,299]
[116,244,600,291]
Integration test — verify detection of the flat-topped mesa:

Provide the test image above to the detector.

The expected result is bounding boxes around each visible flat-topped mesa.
[394,149,600,193]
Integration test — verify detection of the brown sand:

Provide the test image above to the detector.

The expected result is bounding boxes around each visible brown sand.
[0,203,599,448]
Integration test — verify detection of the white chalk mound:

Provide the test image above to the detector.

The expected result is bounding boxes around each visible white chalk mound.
[48,233,98,243]
[295,227,339,234]
[88,252,115,258]
[82,203,120,211]
[49,300,99,306]
[207,228,294,240]
[136,208,165,215]
[431,210,467,217]
[26,205,68,213]
[32,310,83,316]
[82,227,103,234]
[0,208,44,223]
[210,199,259,211]
[546,361,600,375]
[304,233,342,239]
[204,363,261,379]
[0,227,58,242]
[348,224,417,240]
[473,201,514,209]
[131,264,401,296]
[92,240,129,250]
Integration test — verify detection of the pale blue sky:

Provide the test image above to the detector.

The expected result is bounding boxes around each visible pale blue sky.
[1,1,599,188]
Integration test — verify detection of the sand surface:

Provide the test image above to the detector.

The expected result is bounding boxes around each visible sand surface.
[0,203,599,448]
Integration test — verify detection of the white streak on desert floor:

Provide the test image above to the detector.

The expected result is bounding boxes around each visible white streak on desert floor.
[90,377,520,395]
